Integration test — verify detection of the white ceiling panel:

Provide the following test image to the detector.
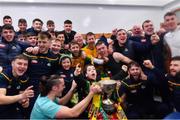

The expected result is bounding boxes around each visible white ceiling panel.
[0,0,176,7]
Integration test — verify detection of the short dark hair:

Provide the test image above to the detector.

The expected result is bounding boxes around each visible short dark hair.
[12,54,29,62]
[47,20,54,25]
[164,12,176,19]
[69,41,80,48]
[57,31,64,36]
[40,74,62,96]
[18,18,27,24]
[2,24,15,32]
[26,32,37,37]
[127,61,140,71]
[86,32,95,40]
[56,31,64,38]
[84,64,94,75]
[33,18,43,24]
[18,33,27,38]
[95,40,108,47]
[142,20,151,29]
[64,20,72,24]
[38,31,51,40]
[171,56,180,61]
[116,29,127,35]
[3,15,12,20]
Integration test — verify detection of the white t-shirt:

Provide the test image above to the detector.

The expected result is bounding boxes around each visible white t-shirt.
[164,26,180,57]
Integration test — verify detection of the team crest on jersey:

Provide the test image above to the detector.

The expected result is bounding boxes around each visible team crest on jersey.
[47,63,51,67]
[7,85,11,89]
[70,73,73,77]
[16,85,21,90]
[141,85,146,89]
[125,48,128,52]
[12,46,17,49]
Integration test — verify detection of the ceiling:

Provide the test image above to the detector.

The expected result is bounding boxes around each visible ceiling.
[0,0,176,7]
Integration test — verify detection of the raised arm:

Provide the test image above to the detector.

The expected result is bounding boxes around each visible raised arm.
[58,80,77,105]
[55,84,101,118]
[0,86,34,105]
[113,52,132,64]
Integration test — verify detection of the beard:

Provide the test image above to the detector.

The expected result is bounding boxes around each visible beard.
[131,74,140,80]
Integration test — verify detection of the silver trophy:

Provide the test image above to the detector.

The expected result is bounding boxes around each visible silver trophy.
[99,80,117,114]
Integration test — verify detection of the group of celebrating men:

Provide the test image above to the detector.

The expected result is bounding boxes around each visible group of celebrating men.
[0,11,180,119]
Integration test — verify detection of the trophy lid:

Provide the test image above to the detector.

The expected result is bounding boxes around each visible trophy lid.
[99,80,117,86]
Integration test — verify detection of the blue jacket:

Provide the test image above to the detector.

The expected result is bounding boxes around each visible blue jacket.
[0,37,30,69]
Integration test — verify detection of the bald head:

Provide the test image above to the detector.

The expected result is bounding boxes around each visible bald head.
[132,25,142,36]
[74,33,84,48]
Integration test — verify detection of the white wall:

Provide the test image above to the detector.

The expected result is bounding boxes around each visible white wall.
[163,0,180,12]
[0,3,163,33]
[163,0,180,22]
